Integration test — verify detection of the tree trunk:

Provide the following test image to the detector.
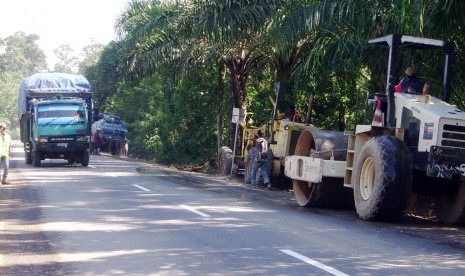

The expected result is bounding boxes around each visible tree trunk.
[225,50,252,157]
[338,106,346,131]
[306,87,314,125]
[216,60,225,153]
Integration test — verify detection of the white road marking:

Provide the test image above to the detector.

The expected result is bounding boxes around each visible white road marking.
[179,205,211,218]
[105,172,118,177]
[280,249,349,276]
[88,165,96,169]
[133,184,151,192]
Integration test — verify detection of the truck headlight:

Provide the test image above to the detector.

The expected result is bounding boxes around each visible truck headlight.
[36,137,48,142]
[76,136,90,142]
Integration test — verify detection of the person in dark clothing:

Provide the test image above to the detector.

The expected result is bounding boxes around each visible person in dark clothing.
[250,130,271,190]
[399,67,430,95]
[284,104,302,122]
[93,128,103,155]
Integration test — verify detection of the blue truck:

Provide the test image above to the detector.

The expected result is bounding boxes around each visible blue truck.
[18,73,93,166]
[92,115,128,156]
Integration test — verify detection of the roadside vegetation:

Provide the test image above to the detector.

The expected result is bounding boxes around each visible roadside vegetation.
[1,0,465,171]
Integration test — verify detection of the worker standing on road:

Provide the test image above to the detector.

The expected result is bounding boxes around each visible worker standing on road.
[250,130,272,190]
[0,122,12,185]
[93,128,103,155]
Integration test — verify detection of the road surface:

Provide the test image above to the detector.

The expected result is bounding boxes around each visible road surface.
[1,140,465,275]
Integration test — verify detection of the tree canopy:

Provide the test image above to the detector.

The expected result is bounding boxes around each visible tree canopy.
[3,0,465,168]
[0,32,111,138]
[83,0,465,168]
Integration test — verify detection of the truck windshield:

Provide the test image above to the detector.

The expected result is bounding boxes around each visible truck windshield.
[37,104,86,122]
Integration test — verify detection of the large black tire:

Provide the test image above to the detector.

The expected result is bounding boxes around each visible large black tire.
[32,150,41,167]
[244,147,257,184]
[81,151,90,167]
[218,146,233,175]
[25,151,32,165]
[353,135,412,222]
[435,180,465,226]
[110,141,118,155]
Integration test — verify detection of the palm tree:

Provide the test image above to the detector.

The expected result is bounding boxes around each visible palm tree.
[115,0,184,83]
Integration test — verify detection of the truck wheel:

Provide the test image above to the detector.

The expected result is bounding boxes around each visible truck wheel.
[81,151,90,167]
[353,135,412,222]
[25,151,32,165]
[435,180,465,226]
[218,146,233,175]
[32,151,41,167]
[108,142,118,155]
[244,147,257,184]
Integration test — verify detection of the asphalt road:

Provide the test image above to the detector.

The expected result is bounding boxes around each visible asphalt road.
[1,140,465,275]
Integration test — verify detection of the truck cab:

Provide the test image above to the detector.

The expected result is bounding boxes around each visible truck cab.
[29,96,91,166]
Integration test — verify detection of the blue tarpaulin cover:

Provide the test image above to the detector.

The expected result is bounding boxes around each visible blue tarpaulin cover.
[24,72,91,91]
[92,116,128,142]
[18,73,92,117]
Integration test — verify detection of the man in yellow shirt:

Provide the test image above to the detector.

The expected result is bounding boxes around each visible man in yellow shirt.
[0,122,11,185]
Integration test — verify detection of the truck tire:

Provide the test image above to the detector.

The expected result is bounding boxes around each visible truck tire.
[25,151,32,165]
[435,180,465,226]
[81,151,90,167]
[353,135,412,222]
[110,141,117,155]
[32,151,41,167]
[218,146,233,175]
[244,147,257,184]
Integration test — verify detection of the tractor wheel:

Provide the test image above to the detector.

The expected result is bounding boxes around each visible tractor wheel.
[218,146,233,175]
[81,151,90,167]
[353,135,412,222]
[293,130,354,208]
[25,151,32,165]
[244,147,257,184]
[32,150,41,167]
[435,180,465,226]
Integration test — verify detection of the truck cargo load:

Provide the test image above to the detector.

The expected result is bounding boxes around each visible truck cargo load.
[18,73,91,117]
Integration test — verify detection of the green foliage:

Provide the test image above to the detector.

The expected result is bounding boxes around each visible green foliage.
[84,0,465,169]
[105,77,162,159]
[0,71,23,138]
[246,65,275,125]
[0,32,47,76]
[0,32,47,138]
[85,41,126,110]
[53,44,79,73]
[104,65,219,165]
[78,41,105,74]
